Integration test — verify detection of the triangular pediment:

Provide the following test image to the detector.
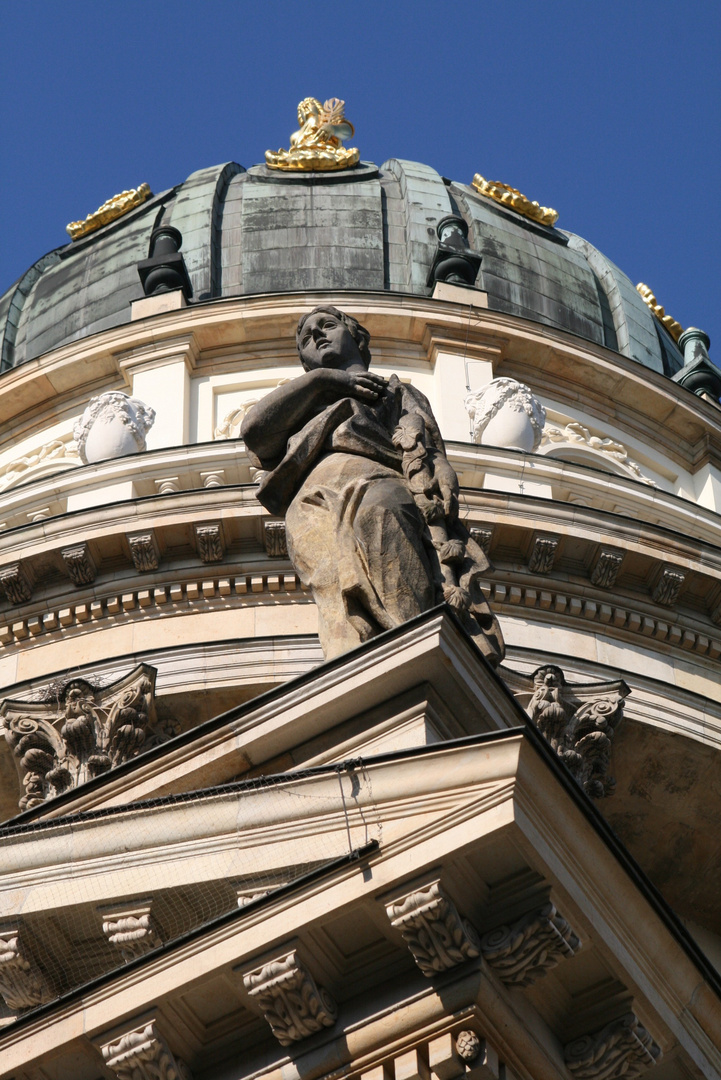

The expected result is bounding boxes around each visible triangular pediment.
[0,726,718,1080]
[11,609,524,822]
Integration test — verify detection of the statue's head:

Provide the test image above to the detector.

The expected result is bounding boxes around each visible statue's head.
[296,306,372,372]
[532,665,566,689]
[297,97,322,125]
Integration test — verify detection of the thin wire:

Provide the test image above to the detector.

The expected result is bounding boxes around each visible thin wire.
[336,765,354,856]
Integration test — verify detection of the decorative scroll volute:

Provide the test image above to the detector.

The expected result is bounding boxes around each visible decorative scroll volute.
[0,664,162,810]
[98,1018,192,1080]
[99,900,162,962]
[510,665,630,799]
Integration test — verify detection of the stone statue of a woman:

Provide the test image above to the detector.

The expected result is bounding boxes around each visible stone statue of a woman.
[241,307,504,663]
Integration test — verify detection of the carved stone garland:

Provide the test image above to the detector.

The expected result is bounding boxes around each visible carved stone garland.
[0,664,163,810]
[0,925,54,1011]
[520,665,629,799]
[479,902,580,986]
[565,1012,662,1080]
[385,879,480,976]
[99,1018,192,1080]
[242,949,338,1045]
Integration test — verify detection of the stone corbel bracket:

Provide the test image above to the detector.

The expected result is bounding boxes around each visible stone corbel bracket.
[651,565,686,607]
[384,877,480,976]
[61,541,97,586]
[590,549,624,589]
[0,924,54,1011]
[241,947,338,1046]
[504,664,630,799]
[194,521,225,564]
[528,533,559,575]
[565,1011,662,1080]
[0,562,34,605]
[97,1015,192,1080]
[264,521,288,557]
[479,901,580,986]
[98,898,162,962]
[127,530,161,573]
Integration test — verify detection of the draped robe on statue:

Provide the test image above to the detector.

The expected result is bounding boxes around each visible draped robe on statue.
[249,374,503,662]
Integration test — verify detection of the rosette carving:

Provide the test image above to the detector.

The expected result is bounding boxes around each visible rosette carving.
[0,664,164,809]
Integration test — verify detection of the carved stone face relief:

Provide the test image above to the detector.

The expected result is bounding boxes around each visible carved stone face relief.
[525,665,629,799]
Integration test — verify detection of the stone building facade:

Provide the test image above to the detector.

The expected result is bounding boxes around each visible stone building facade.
[0,132,719,1078]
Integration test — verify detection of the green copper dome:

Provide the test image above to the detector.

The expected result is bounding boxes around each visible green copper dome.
[0,158,683,376]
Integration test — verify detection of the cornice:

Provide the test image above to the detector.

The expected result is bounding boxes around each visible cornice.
[0,291,719,473]
[0,730,718,1079]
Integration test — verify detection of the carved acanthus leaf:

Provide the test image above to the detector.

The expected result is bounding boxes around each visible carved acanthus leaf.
[565,1012,662,1080]
[590,550,624,589]
[0,926,54,1010]
[99,901,162,961]
[0,664,162,810]
[385,879,480,976]
[480,902,580,986]
[195,523,224,564]
[127,532,160,572]
[509,665,629,799]
[528,535,559,575]
[652,566,685,607]
[541,422,653,485]
[264,521,288,558]
[214,381,291,440]
[0,439,80,493]
[242,950,337,1045]
[0,562,34,605]
[469,527,493,555]
[61,542,97,586]
[99,1018,192,1080]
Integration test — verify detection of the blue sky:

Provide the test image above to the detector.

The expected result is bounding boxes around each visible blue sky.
[1,1,719,351]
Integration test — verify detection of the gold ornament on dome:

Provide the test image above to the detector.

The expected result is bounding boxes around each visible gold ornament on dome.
[636,283,683,342]
[472,174,558,227]
[266,97,360,172]
[66,183,153,241]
